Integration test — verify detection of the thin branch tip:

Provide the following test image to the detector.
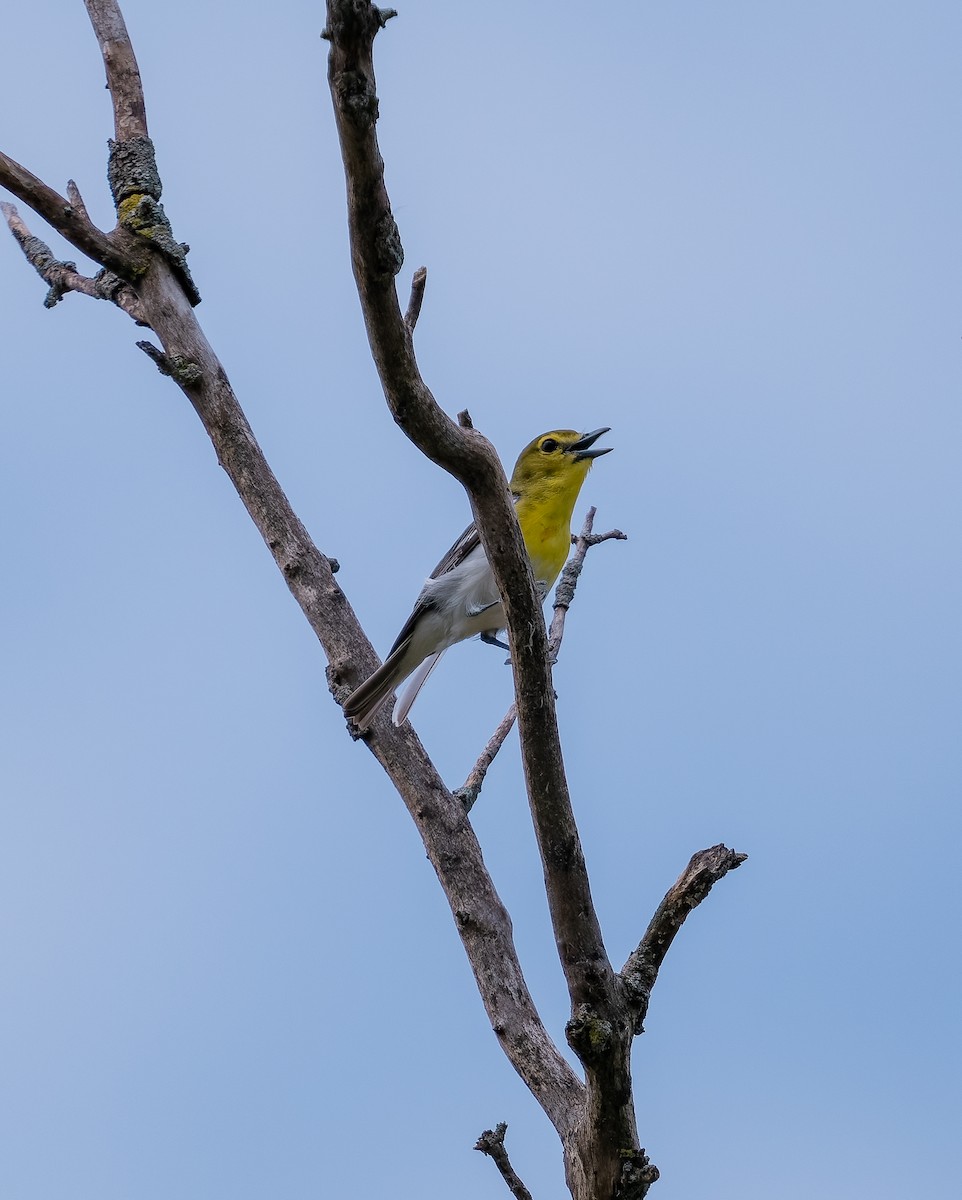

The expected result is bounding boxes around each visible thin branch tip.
[474,1121,507,1153]
[403,266,427,331]
[475,1122,533,1200]
[594,528,627,544]
[66,179,90,222]
[137,339,171,374]
[695,842,747,870]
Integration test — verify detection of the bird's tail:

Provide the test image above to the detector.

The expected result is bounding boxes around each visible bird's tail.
[392,650,446,726]
[344,639,451,730]
[343,638,413,730]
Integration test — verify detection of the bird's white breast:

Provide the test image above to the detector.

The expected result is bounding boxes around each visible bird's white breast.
[413,544,504,654]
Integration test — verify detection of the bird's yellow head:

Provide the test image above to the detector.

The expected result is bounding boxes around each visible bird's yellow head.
[509,427,612,501]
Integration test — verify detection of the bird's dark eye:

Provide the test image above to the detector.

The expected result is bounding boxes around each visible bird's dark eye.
[540,438,559,453]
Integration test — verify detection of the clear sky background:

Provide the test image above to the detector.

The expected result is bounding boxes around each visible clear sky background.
[1,2,959,1198]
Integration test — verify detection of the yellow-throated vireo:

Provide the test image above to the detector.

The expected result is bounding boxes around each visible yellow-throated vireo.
[344,427,612,729]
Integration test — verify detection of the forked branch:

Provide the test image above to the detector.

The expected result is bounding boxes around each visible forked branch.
[1,202,145,320]
[0,149,136,277]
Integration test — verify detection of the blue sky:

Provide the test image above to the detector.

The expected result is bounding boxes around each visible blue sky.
[1,2,959,1197]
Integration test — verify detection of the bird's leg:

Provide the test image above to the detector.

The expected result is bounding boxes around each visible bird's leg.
[480,629,511,653]
[469,601,511,653]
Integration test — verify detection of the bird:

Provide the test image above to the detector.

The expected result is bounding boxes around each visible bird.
[343,427,612,729]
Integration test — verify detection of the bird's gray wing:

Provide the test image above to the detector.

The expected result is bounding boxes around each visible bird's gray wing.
[386,522,482,656]
[428,521,481,579]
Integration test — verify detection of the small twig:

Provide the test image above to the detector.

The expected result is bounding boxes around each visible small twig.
[136,339,172,373]
[65,179,90,224]
[475,1123,534,1200]
[548,506,627,656]
[1,202,145,322]
[404,265,427,331]
[456,507,626,809]
[621,844,748,1034]
[455,702,516,812]
[135,339,203,387]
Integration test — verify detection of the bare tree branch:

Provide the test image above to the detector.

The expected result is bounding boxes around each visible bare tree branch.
[621,845,748,1034]
[475,1123,534,1200]
[1,202,145,320]
[324,0,615,1040]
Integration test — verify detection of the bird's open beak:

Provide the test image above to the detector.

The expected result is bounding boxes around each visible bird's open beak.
[569,427,612,462]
